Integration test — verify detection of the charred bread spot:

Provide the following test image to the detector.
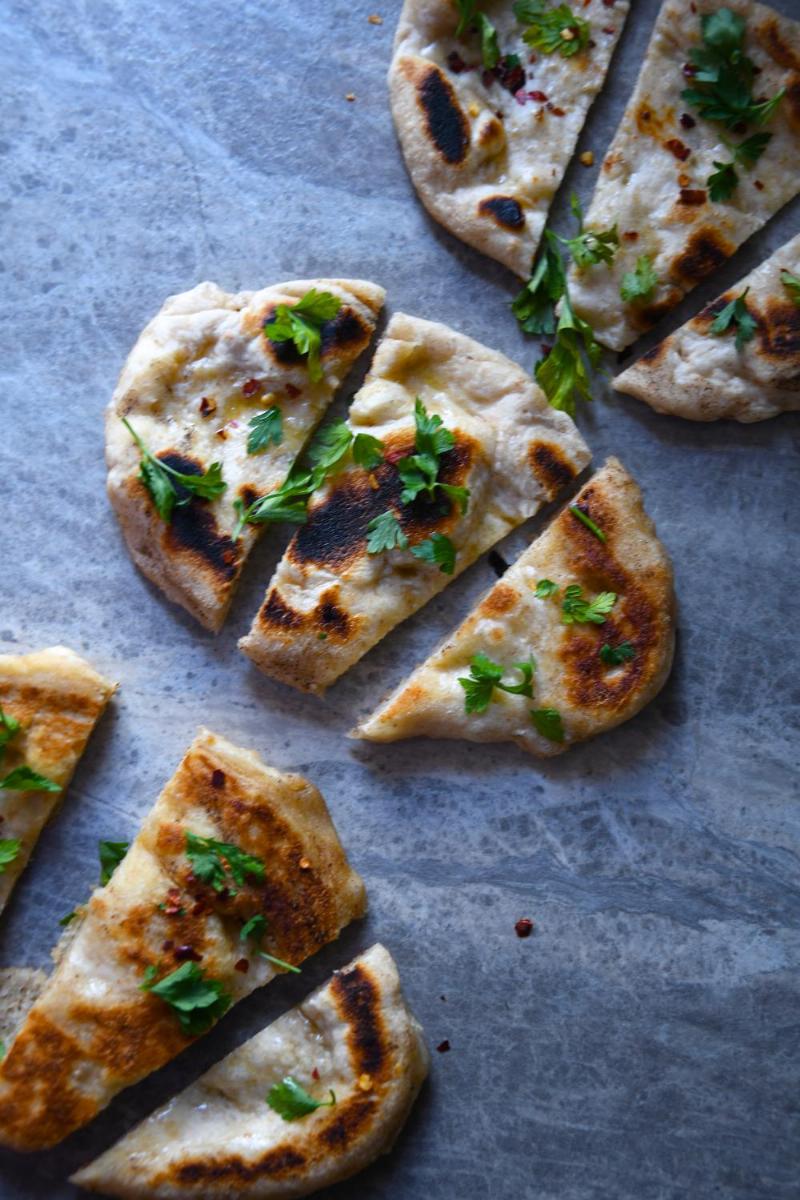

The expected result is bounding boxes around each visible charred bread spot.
[785,76,800,127]
[638,337,670,365]
[695,294,733,326]
[478,582,520,619]
[258,589,305,632]
[331,964,387,1079]
[238,484,260,509]
[477,115,505,146]
[528,441,578,499]
[756,18,800,71]
[320,307,372,361]
[758,299,800,361]
[315,591,353,641]
[634,297,681,330]
[320,1093,377,1150]
[261,306,302,365]
[670,228,734,287]
[172,1146,307,1187]
[156,454,240,584]
[417,64,469,165]
[478,195,525,231]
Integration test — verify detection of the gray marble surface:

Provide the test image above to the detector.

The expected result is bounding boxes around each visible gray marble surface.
[1,0,799,1196]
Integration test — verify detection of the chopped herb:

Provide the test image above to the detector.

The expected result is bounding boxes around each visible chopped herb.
[559,194,618,268]
[731,131,772,168]
[454,0,477,37]
[561,584,616,625]
[458,654,535,715]
[0,839,22,874]
[707,131,771,201]
[600,641,635,665]
[233,466,319,537]
[0,1040,4,1061]
[0,766,60,792]
[709,287,757,350]
[185,832,266,895]
[366,511,408,554]
[476,11,500,68]
[246,407,283,455]
[141,961,231,1036]
[620,255,658,303]
[123,418,226,522]
[411,533,457,575]
[307,419,353,473]
[59,910,77,927]
[0,705,20,763]
[512,232,566,336]
[352,432,385,470]
[263,289,342,383]
[267,1076,336,1121]
[395,399,470,513]
[257,950,302,974]
[780,270,800,305]
[514,0,590,58]
[240,914,269,944]
[681,9,785,130]
[530,707,565,742]
[535,579,559,599]
[535,291,601,417]
[569,504,606,542]
[99,840,129,885]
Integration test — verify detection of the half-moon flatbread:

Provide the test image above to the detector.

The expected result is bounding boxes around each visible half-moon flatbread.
[0,646,115,917]
[568,0,800,350]
[390,0,630,277]
[614,231,800,421]
[0,729,366,1151]
[71,944,428,1199]
[107,279,385,631]
[239,312,591,694]
[355,458,675,755]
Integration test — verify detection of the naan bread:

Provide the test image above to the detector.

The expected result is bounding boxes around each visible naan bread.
[614,231,800,421]
[107,279,385,631]
[568,0,800,350]
[72,944,428,1199]
[0,730,366,1151]
[0,647,115,917]
[239,312,591,694]
[356,458,675,755]
[390,0,629,277]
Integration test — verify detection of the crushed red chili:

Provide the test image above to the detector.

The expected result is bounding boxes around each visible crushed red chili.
[679,112,696,129]
[547,102,566,116]
[285,382,301,398]
[515,918,535,938]
[679,188,707,205]
[436,1040,451,1053]
[754,179,764,190]
[529,89,548,101]
[198,396,216,417]
[234,958,250,973]
[447,50,471,74]
[242,379,261,397]
[174,944,202,963]
[162,888,184,916]
[665,138,690,161]
[622,230,639,242]
[312,1067,320,1080]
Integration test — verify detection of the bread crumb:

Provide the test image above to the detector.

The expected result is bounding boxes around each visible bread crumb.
[468,102,480,117]
[579,150,594,167]
[368,13,383,23]
[358,1074,373,1091]
[345,92,357,102]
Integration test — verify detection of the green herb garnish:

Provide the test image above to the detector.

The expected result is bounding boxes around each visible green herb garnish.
[681,9,784,130]
[709,287,757,350]
[569,505,606,542]
[99,840,129,885]
[247,408,283,455]
[514,0,590,57]
[0,766,60,792]
[352,432,385,470]
[561,584,616,625]
[512,232,566,336]
[185,832,266,896]
[0,839,22,875]
[0,705,20,763]
[535,579,559,599]
[123,418,226,522]
[530,707,565,742]
[366,511,408,554]
[559,194,618,269]
[141,961,231,1036]
[780,270,800,305]
[263,289,342,383]
[396,399,470,514]
[411,533,457,575]
[307,419,353,473]
[59,910,77,926]
[600,641,635,665]
[707,131,771,201]
[267,1076,336,1122]
[620,255,658,303]
[534,292,601,417]
[458,654,535,714]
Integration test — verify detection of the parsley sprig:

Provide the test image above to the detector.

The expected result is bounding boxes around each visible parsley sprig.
[600,641,635,665]
[514,0,590,58]
[530,707,565,741]
[620,255,658,304]
[247,408,283,455]
[263,289,342,383]
[141,961,231,1036]
[365,513,457,575]
[707,131,771,202]
[560,195,618,269]
[0,839,22,875]
[267,1076,336,1122]
[561,585,616,625]
[781,271,800,305]
[709,288,757,350]
[0,766,60,792]
[455,2,500,70]
[535,291,601,417]
[185,832,266,896]
[0,706,20,762]
[681,9,784,130]
[99,840,129,885]
[512,233,566,336]
[240,913,301,974]
[459,654,535,714]
[397,399,470,514]
[123,418,226,522]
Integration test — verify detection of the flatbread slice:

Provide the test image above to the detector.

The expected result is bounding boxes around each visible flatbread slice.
[71,944,428,1199]
[0,729,366,1151]
[390,0,630,277]
[355,458,675,756]
[614,231,800,421]
[0,646,115,917]
[239,312,591,694]
[107,278,385,631]
[568,0,800,350]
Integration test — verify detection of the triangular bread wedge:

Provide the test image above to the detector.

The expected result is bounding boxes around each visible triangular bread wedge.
[239,312,591,694]
[355,459,675,755]
[0,729,366,1151]
[107,279,385,631]
[71,944,428,1199]
[568,0,800,350]
[614,231,800,421]
[0,646,115,917]
[390,0,629,277]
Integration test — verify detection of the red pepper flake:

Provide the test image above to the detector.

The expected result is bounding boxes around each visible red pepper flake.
[436,1040,451,1053]
[546,102,566,116]
[679,188,707,205]
[602,26,616,34]
[602,0,615,6]
[514,89,529,106]
[234,958,250,973]
[690,0,697,10]
[162,939,174,952]
[682,62,697,78]
[528,52,537,63]
[679,112,696,130]
[312,1067,320,1080]
[211,769,226,789]
[754,179,764,191]
[215,427,227,440]
[198,396,216,417]
[192,900,207,917]
[665,138,690,161]
[163,888,184,916]
[447,50,470,74]
[284,382,301,398]
[174,944,202,963]
[622,230,639,242]
[241,378,261,397]
[482,69,495,89]
[529,90,548,102]
[515,917,535,938]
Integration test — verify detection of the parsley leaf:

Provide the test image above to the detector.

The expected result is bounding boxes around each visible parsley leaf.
[411,533,457,575]
[240,914,269,944]
[233,466,319,537]
[123,419,227,522]
[59,910,77,927]
[569,504,606,542]
[99,840,129,885]
[454,2,499,69]
[141,961,231,1036]
[781,270,800,305]
[620,255,658,303]
[681,9,785,130]
[455,0,477,37]
[458,654,535,715]
[0,766,60,792]
[707,131,771,201]
[352,432,385,470]
[512,232,566,335]
[535,291,601,416]
[530,707,565,742]
[185,832,266,896]
[307,419,353,473]
[395,399,469,513]
[247,407,283,455]
[561,584,616,625]
[600,641,635,665]
[559,195,619,269]
[0,705,20,763]
[709,287,757,350]
[535,579,559,598]
[0,1040,4,1061]
[0,839,22,875]
[733,131,772,168]
[366,511,408,554]
[267,1076,336,1122]
[263,289,342,383]
[515,0,590,57]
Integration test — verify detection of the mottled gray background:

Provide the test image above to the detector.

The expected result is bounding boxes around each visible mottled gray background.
[1,0,799,1196]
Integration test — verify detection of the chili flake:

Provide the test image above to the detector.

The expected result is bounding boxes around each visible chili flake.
[515,917,535,938]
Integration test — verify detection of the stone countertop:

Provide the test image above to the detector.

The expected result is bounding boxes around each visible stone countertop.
[0,1,798,1197]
